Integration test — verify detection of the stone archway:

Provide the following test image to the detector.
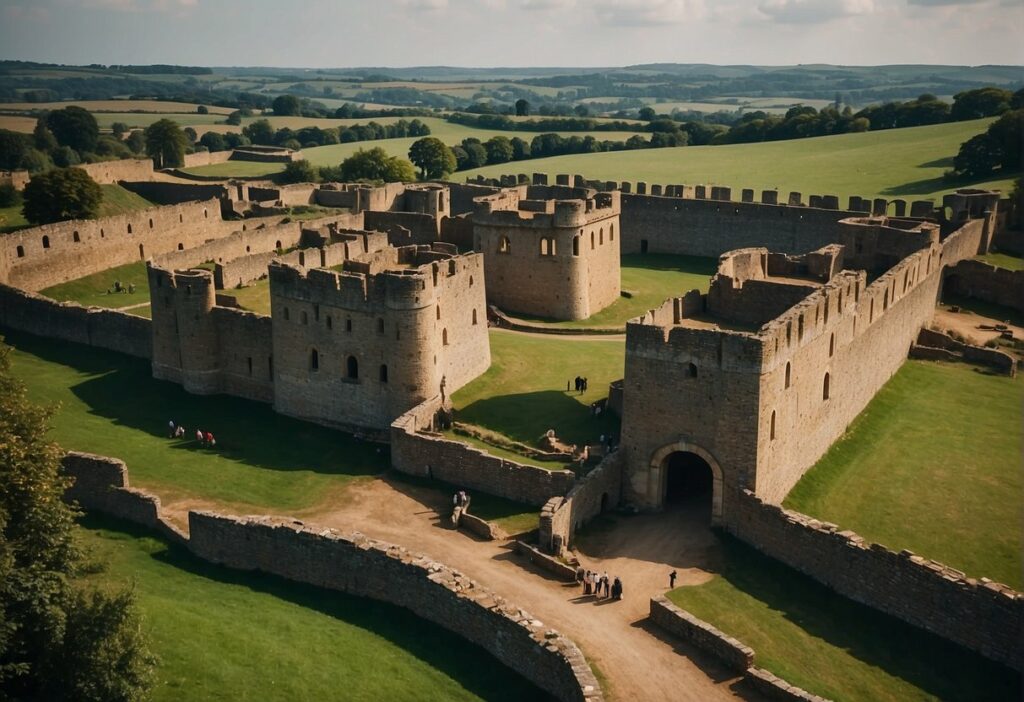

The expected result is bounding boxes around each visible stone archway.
[649,441,724,526]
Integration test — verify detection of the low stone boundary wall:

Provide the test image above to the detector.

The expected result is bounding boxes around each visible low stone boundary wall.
[61,451,604,701]
[513,540,578,582]
[649,597,828,701]
[539,452,623,554]
[911,328,1015,376]
[488,306,624,336]
[61,452,186,545]
[946,259,1024,314]
[728,490,1023,671]
[0,283,152,359]
[458,512,507,541]
[391,399,576,506]
[182,150,232,168]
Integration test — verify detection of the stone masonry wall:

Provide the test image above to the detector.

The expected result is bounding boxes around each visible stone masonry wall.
[392,399,577,506]
[76,158,156,184]
[945,258,1024,314]
[0,283,152,358]
[188,512,602,702]
[649,596,754,672]
[539,452,623,553]
[728,490,1023,671]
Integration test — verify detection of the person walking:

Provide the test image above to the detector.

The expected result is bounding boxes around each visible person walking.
[206,431,216,448]
[603,571,610,598]
[195,429,204,444]
[669,570,678,589]
[168,420,176,438]
[612,577,622,600]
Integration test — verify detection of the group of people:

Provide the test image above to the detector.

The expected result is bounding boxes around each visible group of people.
[569,376,590,394]
[167,420,216,448]
[108,279,136,295]
[577,568,623,601]
[450,490,471,526]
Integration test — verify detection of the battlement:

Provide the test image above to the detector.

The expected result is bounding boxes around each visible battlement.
[473,184,620,230]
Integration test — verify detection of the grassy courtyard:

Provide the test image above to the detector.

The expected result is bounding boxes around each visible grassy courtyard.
[40,260,151,312]
[462,118,1016,203]
[668,534,1020,702]
[977,251,1024,271]
[452,330,624,449]
[0,184,152,234]
[785,360,1022,588]
[78,515,543,702]
[512,253,716,329]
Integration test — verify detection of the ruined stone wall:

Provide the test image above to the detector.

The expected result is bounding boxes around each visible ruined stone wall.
[391,400,576,506]
[120,180,229,206]
[188,512,603,701]
[76,158,156,184]
[945,259,1024,314]
[539,452,623,552]
[182,150,232,168]
[0,283,151,358]
[649,596,754,672]
[211,307,275,402]
[728,491,1022,671]
[364,210,441,246]
[270,249,489,432]
[446,182,501,216]
[0,199,235,291]
[1,169,30,191]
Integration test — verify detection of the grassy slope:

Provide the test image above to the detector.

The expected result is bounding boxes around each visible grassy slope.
[514,254,716,328]
[977,251,1024,271]
[668,535,1020,702]
[1,184,153,234]
[78,515,542,702]
[40,260,150,309]
[785,360,1022,588]
[452,330,624,447]
[460,118,1016,203]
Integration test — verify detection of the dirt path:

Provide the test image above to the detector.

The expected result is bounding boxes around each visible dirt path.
[933,305,1023,348]
[160,477,759,702]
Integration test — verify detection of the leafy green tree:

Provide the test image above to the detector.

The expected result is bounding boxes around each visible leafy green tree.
[111,122,130,139]
[53,145,82,167]
[45,106,99,153]
[199,132,228,152]
[515,98,530,117]
[408,137,456,179]
[0,340,156,700]
[18,148,53,174]
[33,119,58,153]
[339,147,416,183]
[510,136,530,160]
[225,111,242,126]
[484,136,514,165]
[22,167,103,224]
[951,134,1003,178]
[272,94,301,116]
[144,119,188,169]
[451,145,470,171]
[183,127,198,144]
[95,136,133,160]
[638,106,657,121]
[125,131,145,154]
[242,119,274,145]
[0,130,31,170]
[278,159,318,184]
[574,104,589,117]
[950,88,1013,121]
[197,104,209,114]
[986,109,1023,170]
[0,181,20,208]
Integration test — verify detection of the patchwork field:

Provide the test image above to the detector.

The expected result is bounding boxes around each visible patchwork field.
[452,330,624,449]
[77,515,543,702]
[668,534,1020,702]
[460,118,1016,203]
[785,359,1023,588]
[0,99,235,113]
[512,253,716,329]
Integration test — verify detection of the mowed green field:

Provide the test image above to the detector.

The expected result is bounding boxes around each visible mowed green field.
[77,516,543,702]
[41,260,150,311]
[460,118,1016,203]
[667,535,1020,702]
[513,253,716,329]
[180,117,645,178]
[785,360,1022,588]
[0,184,153,234]
[452,330,624,448]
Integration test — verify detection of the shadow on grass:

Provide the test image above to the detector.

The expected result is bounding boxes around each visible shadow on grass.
[690,534,1021,702]
[5,330,387,477]
[879,168,1020,197]
[456,389,619,447]
[621,252,719,275]
[80,513,551,702]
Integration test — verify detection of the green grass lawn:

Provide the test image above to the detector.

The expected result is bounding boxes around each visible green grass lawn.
[4,331,387,513]
[668,534,1020,702]
[977,251,1024,271]
[452,330,623,448]
[40,260,150,309]
[461,119,1017,203]
[0,184,152,234]
[227,277,272,315]
[785,360,1022,588]
[513,253,716,328]
[442,430,573,471]
[78,514,544,702]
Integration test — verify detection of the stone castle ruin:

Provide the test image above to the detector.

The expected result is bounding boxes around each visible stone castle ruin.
[0,166,1019,676]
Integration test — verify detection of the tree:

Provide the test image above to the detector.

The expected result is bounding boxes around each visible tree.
[463,142,487,169]
[510,137,530,160]
[125,131,145,154]
[408,137,456,179]
[574,104,589,117]
[951,134,1003,179]
[144,119,188,169]
[0,129,31,170]
[272,94,301,116]
[515,99,530,117]
[18,148,53,174]
[197,104,209,114]
[53,145,81,167]
[199,132,228,152]
[242,119,274,145]
[22,167,103,224]
[986,109,1023,170]
[950,87,1013,121]
[0,180,19,208]
[45,106,99,153]
[338,147,416,183]
[484,136,514,165]
[183,127,198,144]
[279,159,318,184]
[33,119,58,153]
[0,340,156,700]
[225,111,242,126]
[638,106,657,121]
[111,122,129,139]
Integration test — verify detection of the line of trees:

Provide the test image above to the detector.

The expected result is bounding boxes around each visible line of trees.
[229,118,431,152]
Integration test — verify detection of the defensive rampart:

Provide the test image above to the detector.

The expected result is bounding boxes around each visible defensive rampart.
[0,283,151,358]
[76,158,156,184]
[391,399,577,506]
[727,491,1023,671]
[61,451,603,701]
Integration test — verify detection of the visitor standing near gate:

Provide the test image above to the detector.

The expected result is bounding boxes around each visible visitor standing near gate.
[669,570,677,589]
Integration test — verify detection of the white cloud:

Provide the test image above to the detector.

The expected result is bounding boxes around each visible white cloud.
[757,0,878,24]
[590,0,709,27]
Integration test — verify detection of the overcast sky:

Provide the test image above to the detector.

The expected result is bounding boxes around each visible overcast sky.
[1,0,1022,68]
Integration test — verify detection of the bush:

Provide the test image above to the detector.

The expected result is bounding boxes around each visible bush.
[0,180,20,207]
[278,159,318,184]
[22,167,103,224]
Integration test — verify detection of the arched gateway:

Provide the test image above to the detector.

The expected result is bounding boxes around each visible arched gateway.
[649,442,724,526]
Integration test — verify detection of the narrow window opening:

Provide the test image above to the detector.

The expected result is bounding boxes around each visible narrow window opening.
[610,223,615,241]
[499,236,510,253]
[685,362,697,378]
[379,364,389,383]
[829,333,835,357]
[442,328,449,346]
[785,362,791,389]
[770,411,776,440]
[284,307,290,321]
[127,223,133,234]
[326,316,333,330]
[73,231,80,243]
[149,218,154,229]
[301,311,308,325]
[347,355,359,379]
[42,235,50,249]
[346,318,352,332]
[247,357,253,376]
[310,349,319,371]
[177,242,184,250]
[16,245,24,258]
[377,318,384,334]
[472,309,478,325]
[572,236,580,256]
[823,373,831,401]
